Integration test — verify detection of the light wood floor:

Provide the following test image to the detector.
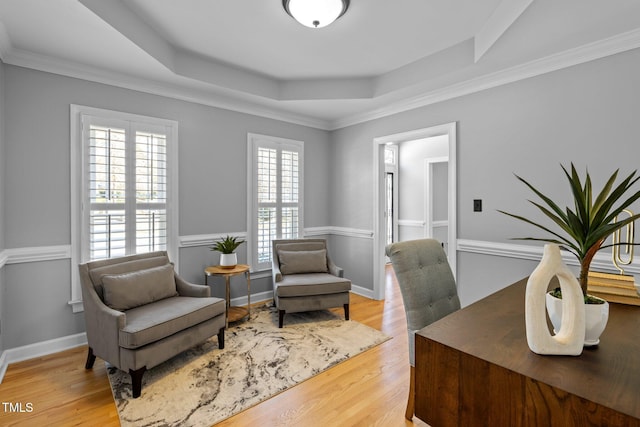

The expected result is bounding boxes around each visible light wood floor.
[0,266,429,427]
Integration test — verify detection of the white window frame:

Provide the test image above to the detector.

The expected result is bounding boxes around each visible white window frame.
[69,105,179,312]
[247,133,304,271]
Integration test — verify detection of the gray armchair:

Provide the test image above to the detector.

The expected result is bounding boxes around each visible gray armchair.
[79,251,226,398]
[385,239,460,420]
[271,238,351,328]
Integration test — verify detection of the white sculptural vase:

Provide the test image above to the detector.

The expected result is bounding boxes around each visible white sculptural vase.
[525,244,585,355]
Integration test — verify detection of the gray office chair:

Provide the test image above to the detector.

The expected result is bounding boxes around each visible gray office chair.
[385,238,461,420]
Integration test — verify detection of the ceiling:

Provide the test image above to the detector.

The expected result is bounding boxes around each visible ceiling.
[0,0,639,130]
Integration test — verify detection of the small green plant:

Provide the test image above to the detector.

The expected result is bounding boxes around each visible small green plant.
[549,286,603,304]
[210,235,245,254]
[499,163,640,298]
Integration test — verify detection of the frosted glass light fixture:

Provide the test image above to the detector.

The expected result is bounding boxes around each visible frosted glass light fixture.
[283,0,350,28]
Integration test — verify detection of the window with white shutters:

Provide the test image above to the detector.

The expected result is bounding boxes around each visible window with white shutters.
[70,105,178,312]
[248,134,303,270]
[85,121,170,261]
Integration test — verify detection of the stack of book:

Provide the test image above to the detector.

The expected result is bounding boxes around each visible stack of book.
[587,271,640,306]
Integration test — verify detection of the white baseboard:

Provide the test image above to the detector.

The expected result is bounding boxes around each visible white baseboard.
[0,351,7,383]
[230,290,273,307]
[351,283,374,299]
[0,332,88,383]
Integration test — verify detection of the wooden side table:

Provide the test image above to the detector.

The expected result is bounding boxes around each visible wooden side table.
[204,264,251,328]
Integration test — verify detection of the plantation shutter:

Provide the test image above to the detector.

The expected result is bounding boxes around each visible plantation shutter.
[249,134,303,270]
[135,130,168,254]
[83,116,169,261]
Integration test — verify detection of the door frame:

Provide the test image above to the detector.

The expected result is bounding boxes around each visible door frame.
[424,156,449,241]
[372,122,457,300]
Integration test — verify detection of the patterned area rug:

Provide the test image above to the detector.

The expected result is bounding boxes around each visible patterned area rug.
[107,304,390,426]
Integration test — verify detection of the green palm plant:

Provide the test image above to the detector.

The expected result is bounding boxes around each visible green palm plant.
[210,235,245,254]
[499,163,640,297]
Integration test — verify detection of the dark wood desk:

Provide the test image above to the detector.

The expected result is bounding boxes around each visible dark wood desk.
[415,278,640,427]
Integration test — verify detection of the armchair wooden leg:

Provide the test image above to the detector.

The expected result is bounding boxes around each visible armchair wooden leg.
[85,347,96,369]
[405,365,415,420]
[344,303,350,321]
[218,327,225,349]
[129,367,147,399]
[278,310,285,328]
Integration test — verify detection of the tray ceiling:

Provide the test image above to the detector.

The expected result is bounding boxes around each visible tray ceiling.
[0,0,639,129]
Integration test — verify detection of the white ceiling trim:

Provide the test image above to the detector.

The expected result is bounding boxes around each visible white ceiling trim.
[2,27,639,132]
[3,47,330,129]
[331,27,640,130]
[474,0,534,62]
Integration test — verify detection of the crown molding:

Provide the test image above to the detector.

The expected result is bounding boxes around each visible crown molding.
[328,27,640,130]
[3,48,332,130]
[2,27,640,132]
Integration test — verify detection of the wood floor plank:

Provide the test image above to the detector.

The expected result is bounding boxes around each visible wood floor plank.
[0,266,428,426]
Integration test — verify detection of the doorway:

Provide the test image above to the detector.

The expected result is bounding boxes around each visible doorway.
[372,122,457,300]
[384,144,399,259]
[425,156,449,253]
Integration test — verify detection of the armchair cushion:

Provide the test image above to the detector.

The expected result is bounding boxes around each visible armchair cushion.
[102,263,178,311]
[88,255,170,299]
[278,249,328,275]
[276,273,351,297]
[119,296,225,349]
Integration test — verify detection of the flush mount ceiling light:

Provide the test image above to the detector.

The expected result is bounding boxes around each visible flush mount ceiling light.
[283,0,350,28]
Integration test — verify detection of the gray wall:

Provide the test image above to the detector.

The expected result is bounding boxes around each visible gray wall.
[0,59,6,352]
[2,46,639,350]
[330,47,640,306]
[2,65,332,348]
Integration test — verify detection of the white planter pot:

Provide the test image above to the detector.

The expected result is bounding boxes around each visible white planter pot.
[546,292,610,346]
[219,253,237,268]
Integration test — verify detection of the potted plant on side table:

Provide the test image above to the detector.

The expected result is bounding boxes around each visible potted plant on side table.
[500,163,640,347]
[211,235,245,268]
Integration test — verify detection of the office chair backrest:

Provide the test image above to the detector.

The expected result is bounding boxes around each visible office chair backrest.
[386,238,461,365]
